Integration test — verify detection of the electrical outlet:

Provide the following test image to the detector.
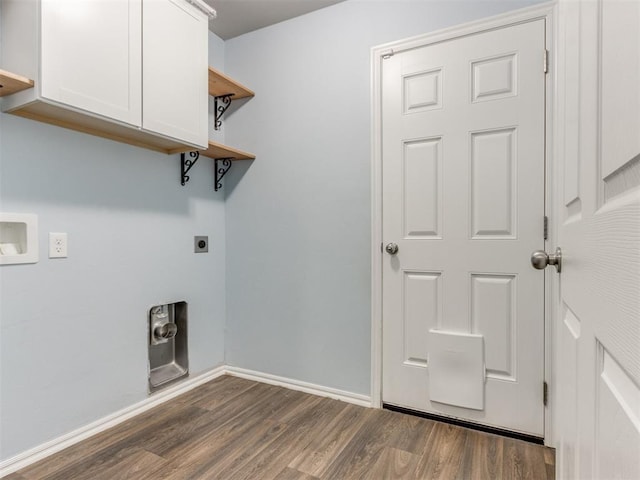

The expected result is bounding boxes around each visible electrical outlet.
[49,232,68,258]
[194,236,208,253]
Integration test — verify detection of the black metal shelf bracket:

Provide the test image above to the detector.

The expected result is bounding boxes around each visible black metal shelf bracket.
[214,94,234,130]
[215,158,233,191]
[181,151,200,186]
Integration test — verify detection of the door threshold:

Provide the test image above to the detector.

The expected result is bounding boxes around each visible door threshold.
[383,403,544,445]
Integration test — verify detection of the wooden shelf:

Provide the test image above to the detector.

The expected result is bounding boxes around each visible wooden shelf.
[0,69,34,97]
[208,67,254,99]
[181,141,255,190]
[198,141,255,160]
[13,101,199,154]
[181,69,255,190]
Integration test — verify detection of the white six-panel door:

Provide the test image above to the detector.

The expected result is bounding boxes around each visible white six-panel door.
[555,0,640,478]
[381,19,547,436]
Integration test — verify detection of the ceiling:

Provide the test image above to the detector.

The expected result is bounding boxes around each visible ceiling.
[205,0,346,40]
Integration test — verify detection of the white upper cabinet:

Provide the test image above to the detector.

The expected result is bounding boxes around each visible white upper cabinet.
[40,0,142,127]
[1,0,209,153]
[143,0,208,147]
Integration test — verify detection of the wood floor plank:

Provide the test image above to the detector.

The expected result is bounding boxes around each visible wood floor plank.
[503,437,550,480]
[141,383,297,462]
[363,447,421,480]
[273,467,320,480]
[196,419,291,479]
[288,403,370,477]
[545,446,557,479]
[21,401,199,480]
[450,429,501,480]
[413,422,469,480]
[225,397,350,480]
[43,446,155,480]
[128,405,218,457]
[148,382,284,459]
[173,375,256,410]
[153,424,282,477]
[22,382,275,480]
[144,389,320,479]
[13,375,555,480]
[467,429,504,479]
[384,411,437,455]
[26,407,209,480]
[160,419,289,480]
[144,395,298,480]
[272,390,332,424]
[2,473,28,480]
[88,448,167,480]
[320,408,401,479]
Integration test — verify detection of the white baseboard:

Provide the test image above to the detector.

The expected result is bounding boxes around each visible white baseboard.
[225,366,373,408]
[0,365,371,478]
[0,366,225,478]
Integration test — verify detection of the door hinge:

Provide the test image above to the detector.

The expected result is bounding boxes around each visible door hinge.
[543,49,549,74]
[543,381,549,406]
[544,216,549,240]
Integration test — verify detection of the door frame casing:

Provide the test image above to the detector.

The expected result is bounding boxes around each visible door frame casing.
[370,1,557,445]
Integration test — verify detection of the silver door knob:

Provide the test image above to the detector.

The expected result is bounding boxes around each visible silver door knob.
[531,247,562,273]
[385,243,399,255]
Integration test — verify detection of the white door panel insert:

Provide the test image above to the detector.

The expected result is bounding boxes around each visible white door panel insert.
[470,128,517,238]
[470,273,516,380]
[403,138,443,238]
[403,271,442,368]
[404,69,443,113]
[471,53,518,102]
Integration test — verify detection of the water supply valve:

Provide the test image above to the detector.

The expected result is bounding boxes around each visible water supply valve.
[154,322,177,341]
[150,305,177,345]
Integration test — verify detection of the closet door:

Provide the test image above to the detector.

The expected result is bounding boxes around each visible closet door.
[142,0,208,148]
[40,0,142,126]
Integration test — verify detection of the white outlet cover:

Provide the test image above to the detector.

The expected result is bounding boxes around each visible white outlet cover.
[49,232,68,258]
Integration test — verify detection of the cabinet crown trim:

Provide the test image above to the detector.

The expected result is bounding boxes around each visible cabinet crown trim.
[186,0,217,18]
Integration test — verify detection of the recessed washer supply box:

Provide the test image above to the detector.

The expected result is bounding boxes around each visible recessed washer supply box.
[148,301,188,393]
[0,213,38,265]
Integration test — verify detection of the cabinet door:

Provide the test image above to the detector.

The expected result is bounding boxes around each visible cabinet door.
[40,0,142,126]
[142,0,208,148]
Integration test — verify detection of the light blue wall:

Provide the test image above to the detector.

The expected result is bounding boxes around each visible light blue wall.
[223,0,545,395]
[0,23,228,459]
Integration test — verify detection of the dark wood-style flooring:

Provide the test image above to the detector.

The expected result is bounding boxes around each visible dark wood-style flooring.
[7,375,555,479]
